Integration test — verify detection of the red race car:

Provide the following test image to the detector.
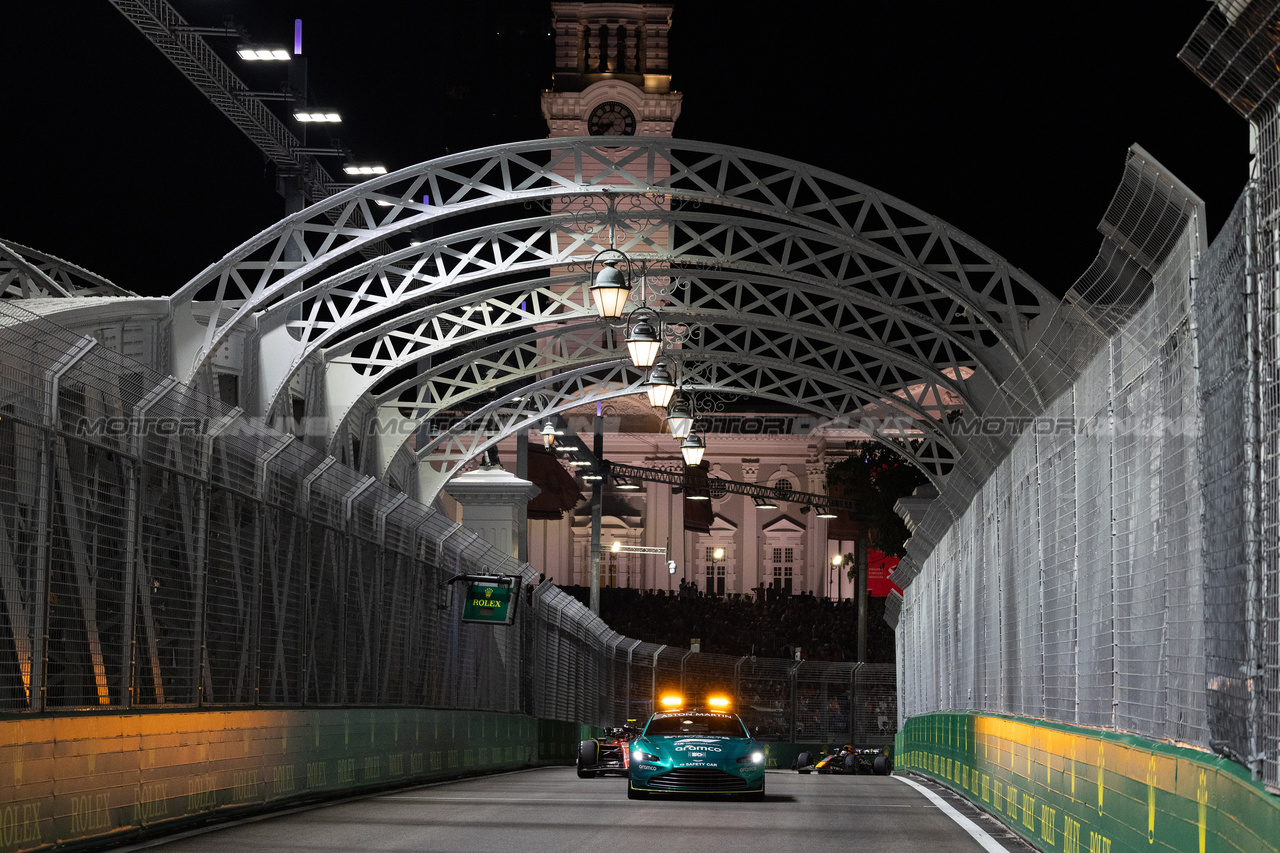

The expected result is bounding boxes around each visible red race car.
[577,724,642,778]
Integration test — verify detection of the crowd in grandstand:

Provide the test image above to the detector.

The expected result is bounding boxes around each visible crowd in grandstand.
[555,582,895,664]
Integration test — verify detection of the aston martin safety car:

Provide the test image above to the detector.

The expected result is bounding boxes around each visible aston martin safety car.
[626,694,766,800]
[577,724,641,777]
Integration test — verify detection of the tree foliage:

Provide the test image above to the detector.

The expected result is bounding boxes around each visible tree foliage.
[827,442,928,559]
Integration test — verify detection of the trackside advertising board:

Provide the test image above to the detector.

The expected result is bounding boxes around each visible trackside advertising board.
[461,579,518,624]
[896,711,1280,853]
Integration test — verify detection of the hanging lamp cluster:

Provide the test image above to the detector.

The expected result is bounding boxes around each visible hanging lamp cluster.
[590,246,712,471]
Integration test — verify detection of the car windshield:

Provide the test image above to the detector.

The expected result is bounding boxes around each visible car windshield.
[644,713,746,737]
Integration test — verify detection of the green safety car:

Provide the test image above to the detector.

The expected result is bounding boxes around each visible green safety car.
[626,694,766,800]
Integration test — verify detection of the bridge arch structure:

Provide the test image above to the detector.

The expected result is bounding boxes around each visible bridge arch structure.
[3,131,1279,851]
[163,137,1084,504]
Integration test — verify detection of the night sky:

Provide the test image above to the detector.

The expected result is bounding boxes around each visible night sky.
[0,2,1246,299]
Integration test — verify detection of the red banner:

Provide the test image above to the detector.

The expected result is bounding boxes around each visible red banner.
[868,549,901,597]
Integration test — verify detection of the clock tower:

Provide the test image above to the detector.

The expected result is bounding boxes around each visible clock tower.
[541,2,682,138]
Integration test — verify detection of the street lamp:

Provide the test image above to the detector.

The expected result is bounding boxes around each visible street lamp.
[625,314,662,368]
[680,433,706,467]
[541,419,558,448]
[645,363,677,409]
[666,392,694,439]
[589,250,632,320]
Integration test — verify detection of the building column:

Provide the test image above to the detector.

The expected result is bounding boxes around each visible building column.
[742,460,761,595]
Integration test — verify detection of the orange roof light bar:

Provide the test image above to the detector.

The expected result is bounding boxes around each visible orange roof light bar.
[659,694,684,709]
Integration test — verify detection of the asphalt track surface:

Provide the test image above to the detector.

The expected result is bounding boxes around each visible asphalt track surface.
[117,768,1036,853]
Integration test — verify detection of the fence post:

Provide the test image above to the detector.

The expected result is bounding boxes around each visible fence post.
[33,336,98,712]
[255,435,295,705]
[195,409,242,706]
[300,457,336,703]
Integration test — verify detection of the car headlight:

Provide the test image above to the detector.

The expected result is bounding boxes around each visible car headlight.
[737,751,765,764]
[633,748,660,763]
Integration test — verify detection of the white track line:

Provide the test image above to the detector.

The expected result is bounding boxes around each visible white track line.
[894,775,1009,853]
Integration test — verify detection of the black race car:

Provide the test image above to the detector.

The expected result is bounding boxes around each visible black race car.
[794,745,891,775]
[577,724,642,777]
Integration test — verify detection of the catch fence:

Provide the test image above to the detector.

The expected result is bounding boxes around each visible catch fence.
[895,139,1280,791]
[0,299,891,747]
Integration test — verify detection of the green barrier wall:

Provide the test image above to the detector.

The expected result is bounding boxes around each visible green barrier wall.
[895,712,1280,853]
[0,709,583,853]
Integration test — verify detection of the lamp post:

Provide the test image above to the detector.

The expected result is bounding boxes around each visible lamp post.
[710,546,724,596]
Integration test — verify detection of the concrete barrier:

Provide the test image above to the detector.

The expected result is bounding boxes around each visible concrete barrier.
[0,709,585,852]
[896,712,1280,853]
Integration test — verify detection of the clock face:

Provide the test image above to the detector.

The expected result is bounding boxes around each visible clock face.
[587,101,636,137]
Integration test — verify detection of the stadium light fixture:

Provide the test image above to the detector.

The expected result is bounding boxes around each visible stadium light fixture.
[237,46,291,61]
[294,109,341,122]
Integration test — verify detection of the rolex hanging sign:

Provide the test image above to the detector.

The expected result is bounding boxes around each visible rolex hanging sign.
[461,577,519,625]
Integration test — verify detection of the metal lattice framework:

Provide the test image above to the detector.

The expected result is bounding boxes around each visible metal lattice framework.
[168,138,1069,499]
[0,240,135,299]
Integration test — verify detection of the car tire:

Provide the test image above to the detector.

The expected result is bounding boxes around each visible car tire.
[873,754,891,775]
[844,754,858,774]
[795,751,811,773]
[627,783,648,800]
[577,740,598,778]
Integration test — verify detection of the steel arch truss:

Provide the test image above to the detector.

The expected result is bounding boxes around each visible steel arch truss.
[170,138,1065,496]
[362,324,961,467]
[0,240,135,299]
[396,362,957,502]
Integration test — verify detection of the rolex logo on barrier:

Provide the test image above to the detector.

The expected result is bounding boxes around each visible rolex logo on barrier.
[457,575,521,625]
